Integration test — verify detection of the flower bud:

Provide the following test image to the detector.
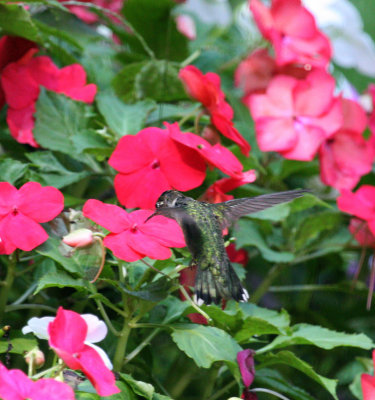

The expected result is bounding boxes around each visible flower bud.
[63,229,94,248]
[25,348,45,368]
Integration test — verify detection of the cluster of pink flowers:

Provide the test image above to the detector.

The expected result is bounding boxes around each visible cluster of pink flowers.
[234,0,375,249]
[0,36,96,147]
[236,0,375,193]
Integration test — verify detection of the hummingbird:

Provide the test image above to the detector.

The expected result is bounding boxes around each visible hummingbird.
[146,189,308,305]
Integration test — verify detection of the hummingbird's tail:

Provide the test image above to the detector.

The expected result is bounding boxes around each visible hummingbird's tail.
[194,260,249,305]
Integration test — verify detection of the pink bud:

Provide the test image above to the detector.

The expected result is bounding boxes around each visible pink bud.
[25,349,45,368]
[176,14,196,40]
[63,229,94,248]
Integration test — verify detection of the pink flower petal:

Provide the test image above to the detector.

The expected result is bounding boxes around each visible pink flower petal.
[32,378,75,400]
[28,56,60,91]
[337,187,375,221]
[6,104,38,147]
[362,372,375,400]
[127,231,173,260]
[17,182,64,222]
[0,182,18,216]
[1,213,48,251]
[83,199,130,233]
[104,231,143,261]
[341,98,367,133]
[237,349,256,388]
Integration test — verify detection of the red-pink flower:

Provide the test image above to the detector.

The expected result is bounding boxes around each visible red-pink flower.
[179,65,251,156]
[59,0,124,24]
[237,349,257,400]
[362,350,375,400]
[83,199,185,261]
[0,36,37,110]
[248,69,342,161]
[349,219,375,249]
[0,362,74,400]
[250,0,331,68]
[368,84,375,135]
[226,243,249,267]
[0,182,64,255]
[48,307,120,397]
[337,186,375,237]
[319,98,375,191]
[200,171,257,203]
[1,47,96,147]
[108,125,206,209]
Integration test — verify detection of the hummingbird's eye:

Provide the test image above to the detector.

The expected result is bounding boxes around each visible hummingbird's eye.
[156,201,164,208]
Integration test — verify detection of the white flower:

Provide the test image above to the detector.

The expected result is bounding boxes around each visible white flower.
[22,314,113,369]
[178,0,232,27]
[303,0,375,77]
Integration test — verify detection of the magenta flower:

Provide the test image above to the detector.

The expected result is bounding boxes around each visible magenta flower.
[248,69,342,161]
[319,98,375,191]
[237,349,257,400]
[179,65,251,156]
[83,199,185,262]
[362,351,375,400]
[0,182,64,254]
[349,219,375,249]
[108,125,206,209]
[48,307,120,397]
[1,46,96,147]
[250,0,331,68]
[337,186,375,236]
[0,362,75,400]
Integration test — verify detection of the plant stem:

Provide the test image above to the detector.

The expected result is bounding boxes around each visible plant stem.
[252,264,286,303]
[0,255,17,324]
[207,380,237,400]
[113,319,132,371]
[124,328,161,364]
[251,388,291,400]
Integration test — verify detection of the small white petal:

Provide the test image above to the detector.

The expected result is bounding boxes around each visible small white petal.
[194,294,205,307]
[81,314,108,343]
[22,317,54,340]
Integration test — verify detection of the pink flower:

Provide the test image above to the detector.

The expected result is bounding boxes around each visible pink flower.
[1,47,96,147]
[83,199,185,261]
[319,98,375,191]
[200,171,257,203]
[59,0,124,24]
[0,36,37,110]
[48,307,120,397]
[0,362,74,400]
[237,349,257,400]
[362,350,375,400]
[368,84,375,135]
[337,186,375,237]
[349,219,375,249]
[0,182,64,254]
[226,243,249,267]
[63,228,94,248]
[250,0,331,68]
[248,69,342,161]
[179,65,251,155]
[108,124,206,209]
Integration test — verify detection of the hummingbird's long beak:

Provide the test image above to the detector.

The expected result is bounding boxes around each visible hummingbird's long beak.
[144,211,160,223]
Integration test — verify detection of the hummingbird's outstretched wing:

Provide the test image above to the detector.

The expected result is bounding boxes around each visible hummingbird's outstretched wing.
[212,189,309,229]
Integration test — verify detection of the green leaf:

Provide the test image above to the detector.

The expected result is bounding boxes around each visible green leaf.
[294,212,342,251]
[36,237,85,276]
[235,303,290,342]
[249,203,291,222]
[235,220,294,262]
[0,4,40,41]
[0,158,28,184]
[135,61,187,102]
[171,324,242,368]
[26,151,89,189]
[33,90,108,158]
[257,351,338,399]
[258,323,374,353]
[123,0,188,61]
[0,332,37,355]
[120,373,154,400]
[96,91,156,137]
[119,277,173,303]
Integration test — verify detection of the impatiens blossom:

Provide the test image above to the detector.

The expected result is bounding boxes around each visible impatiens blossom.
[48,307,120,397]
[0,182,64,254]
[250,0,331,68]
[22,313,112,369]
[361,350,375,400]
[368,84,375,135]
[83,199,185,261]
[248,69,342,161]
[0,362,75,400]
[176,14,196,40]
[1,46,96,147]
[200,171,257,203]
[319,98,375,190]
[179,65,251,155]
[226,243,249,267]
[337,186,375,236]
[59,0,124,24]
[237,349,257,400]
